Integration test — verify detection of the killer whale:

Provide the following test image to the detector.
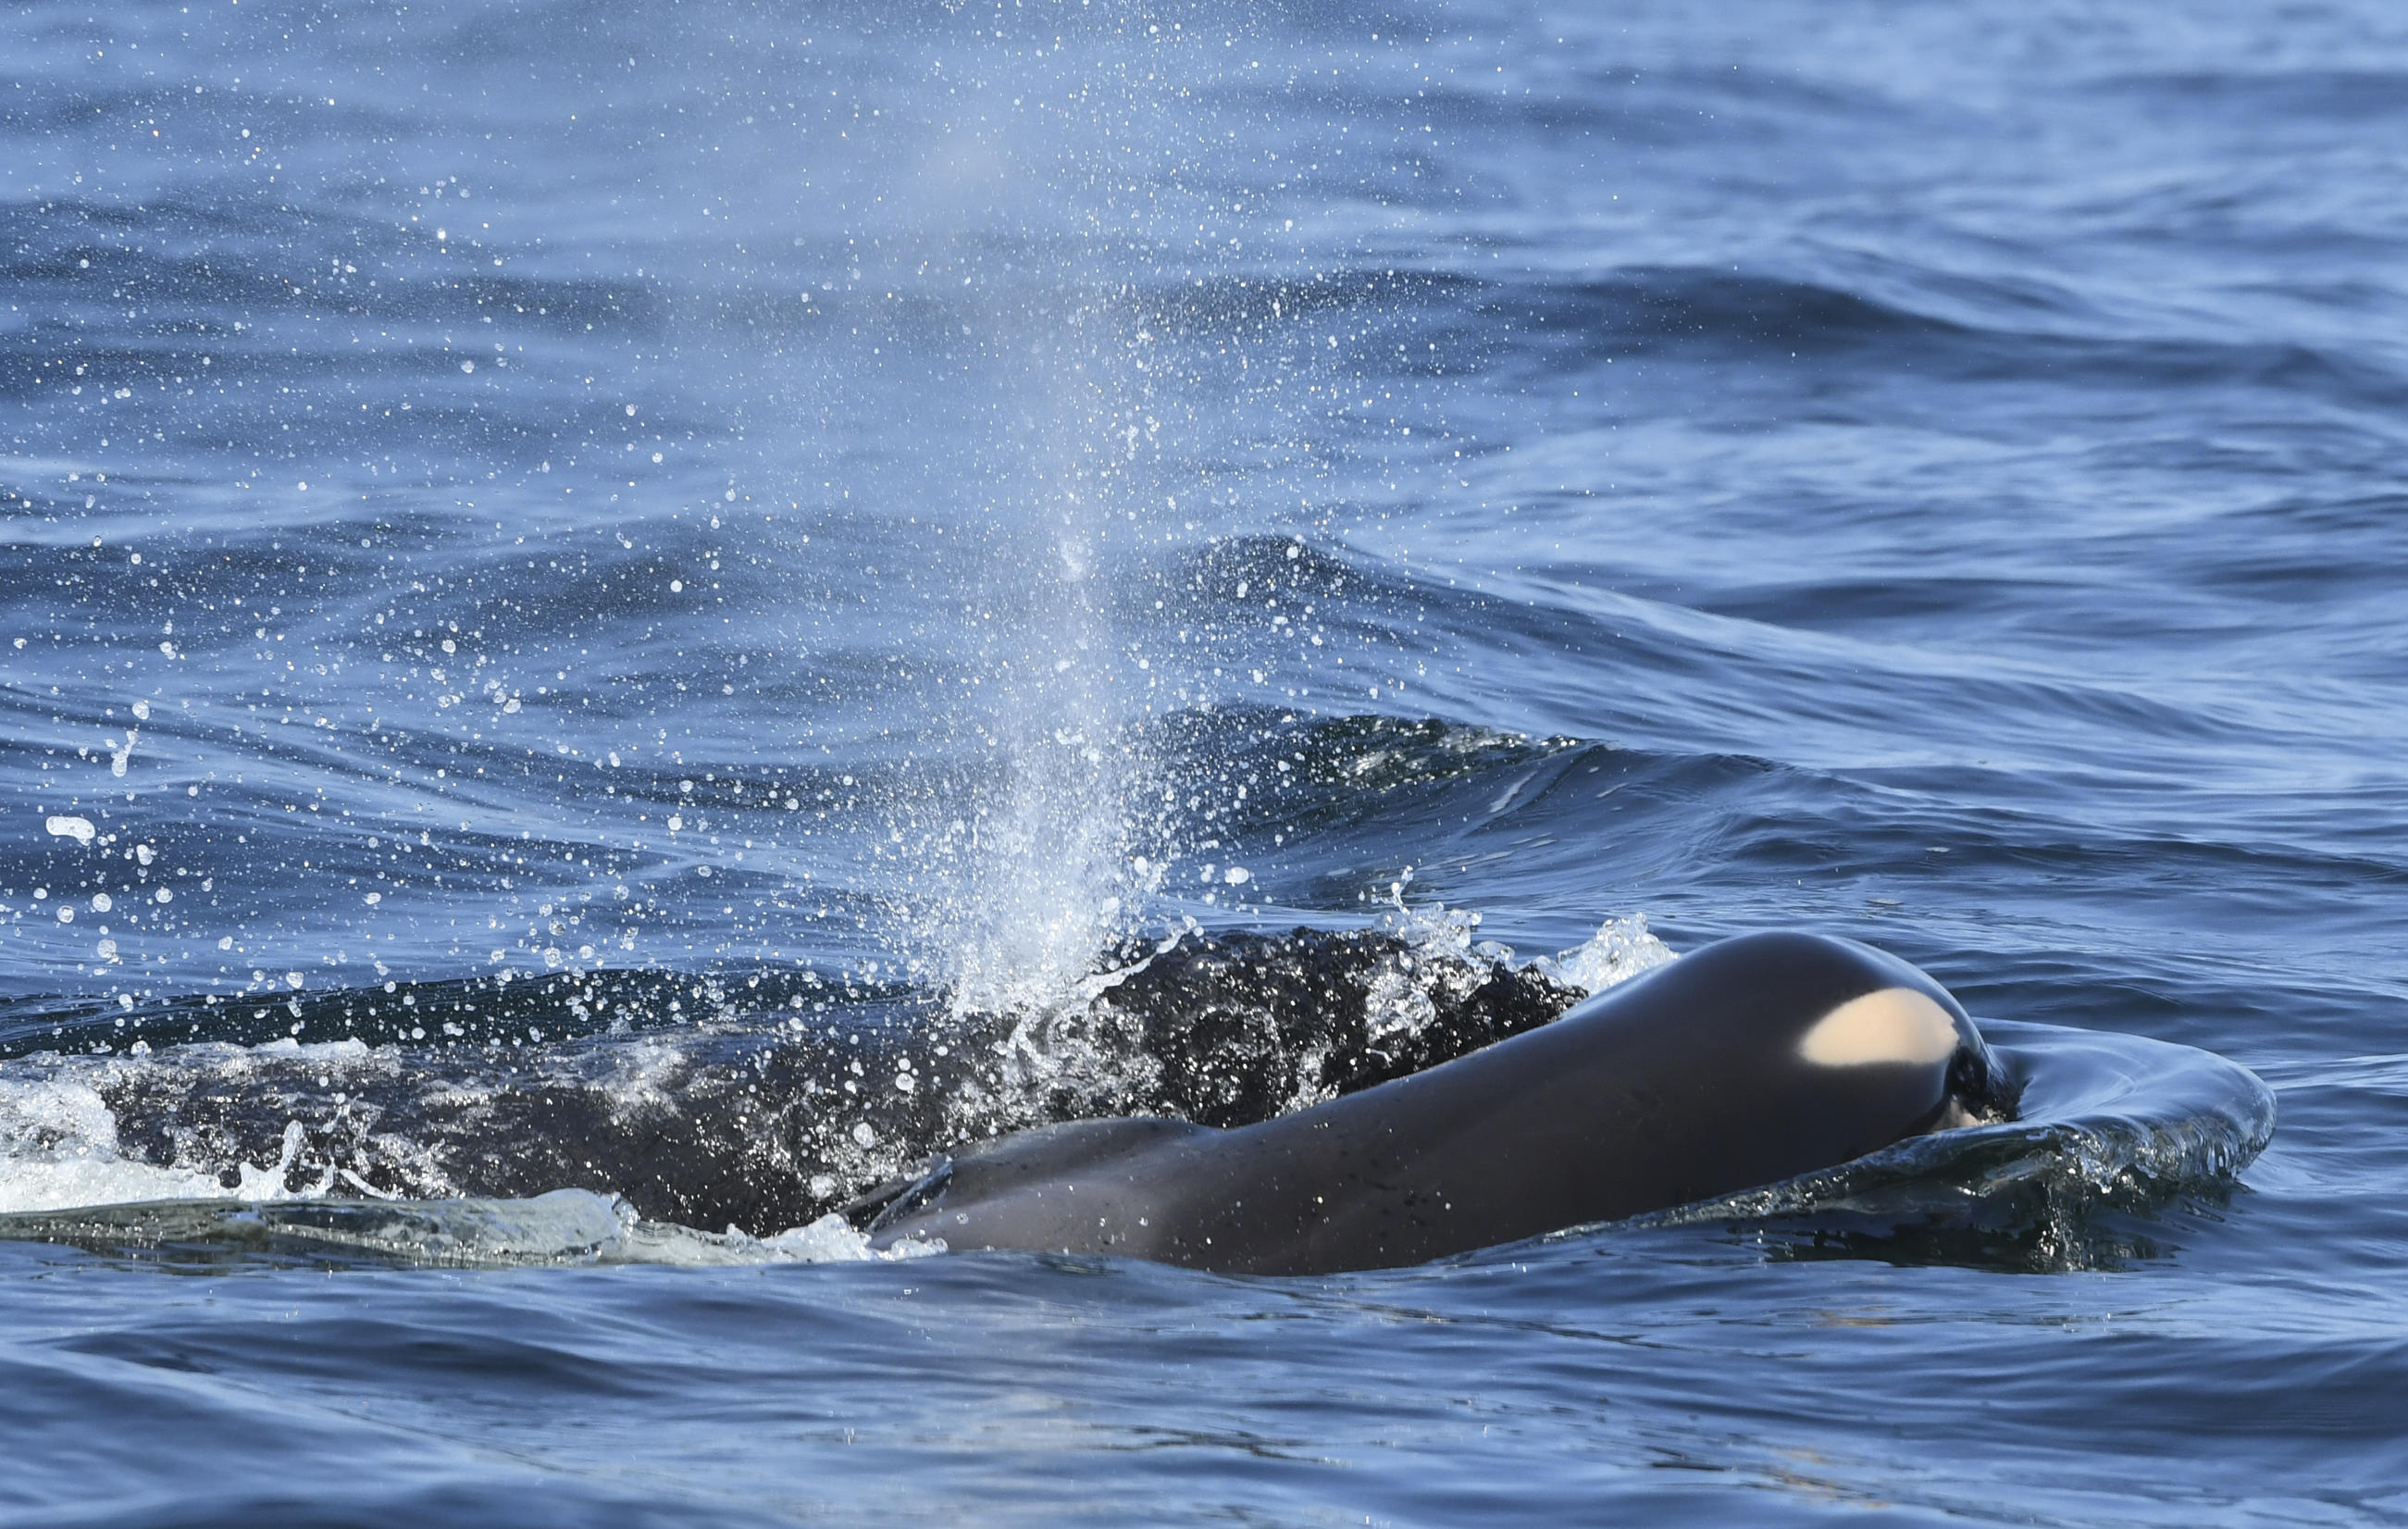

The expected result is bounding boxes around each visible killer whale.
[853,931,2014,1274]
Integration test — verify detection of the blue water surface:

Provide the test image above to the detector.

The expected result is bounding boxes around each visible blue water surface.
[3,0,2405,1523]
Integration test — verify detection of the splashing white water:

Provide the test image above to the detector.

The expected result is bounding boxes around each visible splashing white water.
[1372,869,1676,999]
[906,486,1150,1020]
[900,292,1162,1019]
[1532,914,1680,995]
[937,602,1141,1017]
[0,1067,323,1214]
[853,11,1258,1022]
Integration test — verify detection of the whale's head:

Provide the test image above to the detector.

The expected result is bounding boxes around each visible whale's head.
[1788,951,2016,1130]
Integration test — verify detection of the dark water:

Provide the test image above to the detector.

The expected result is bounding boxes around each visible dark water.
[3,0,2402,1522]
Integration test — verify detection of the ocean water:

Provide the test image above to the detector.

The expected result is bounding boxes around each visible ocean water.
[2,0,2403,1522]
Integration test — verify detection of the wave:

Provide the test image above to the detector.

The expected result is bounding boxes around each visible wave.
[0,1187,928,1272]
[1488,265,2408,413]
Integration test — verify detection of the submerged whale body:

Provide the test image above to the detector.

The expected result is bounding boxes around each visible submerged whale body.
[854,932,2016,1274]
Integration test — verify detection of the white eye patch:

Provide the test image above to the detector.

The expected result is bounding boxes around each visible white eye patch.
[1797,988,1960,1067]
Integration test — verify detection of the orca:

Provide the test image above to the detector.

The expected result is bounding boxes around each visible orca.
[852,931,2013,1274]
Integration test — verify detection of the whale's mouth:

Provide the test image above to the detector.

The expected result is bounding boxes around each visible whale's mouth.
[1922,1018,2023,1133]
[0,927,2266,1274]
[1926,1095,1999,1134]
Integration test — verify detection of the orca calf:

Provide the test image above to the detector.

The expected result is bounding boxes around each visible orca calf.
[853,932,2013,1274]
